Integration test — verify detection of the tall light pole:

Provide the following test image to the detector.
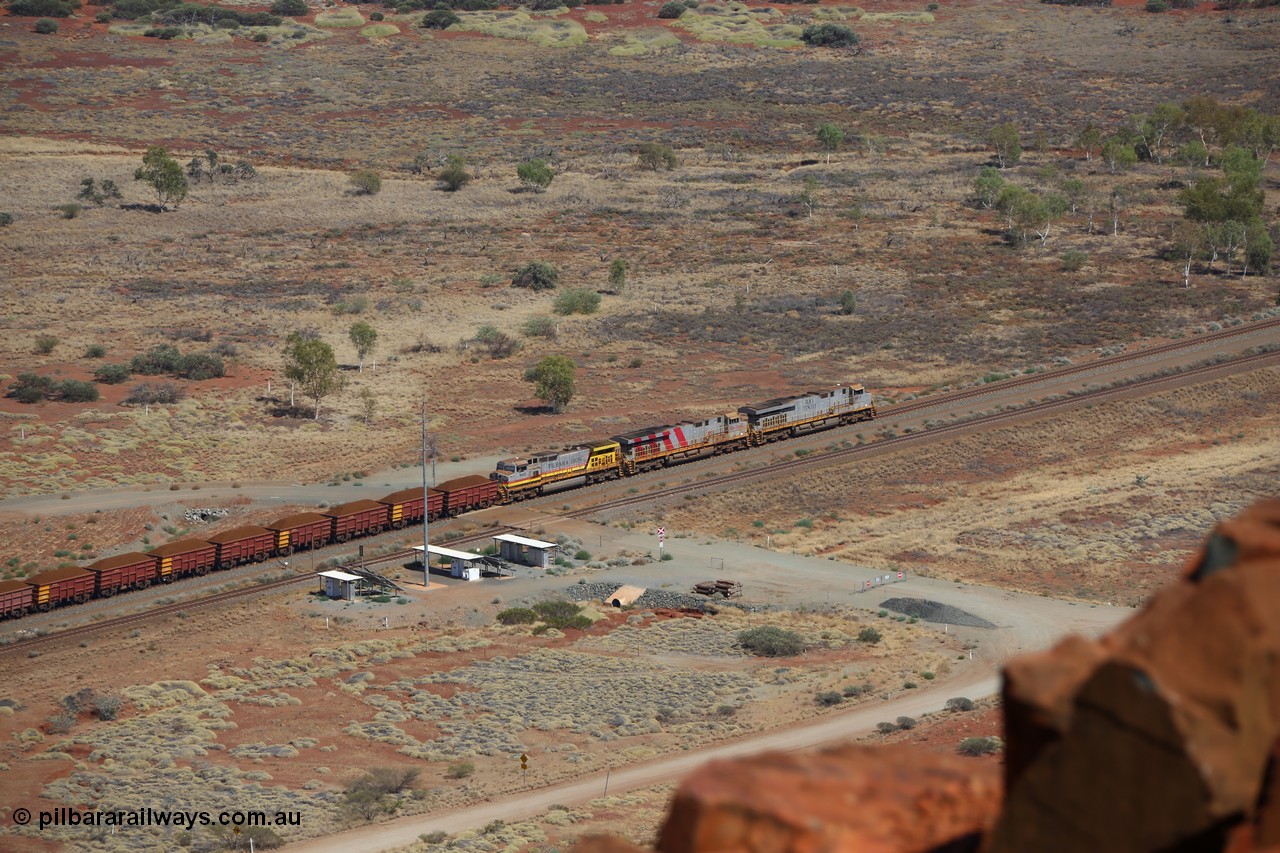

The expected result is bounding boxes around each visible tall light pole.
[421,400,430,589]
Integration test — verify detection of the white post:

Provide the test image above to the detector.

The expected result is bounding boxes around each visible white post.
[267,379,271,394]
[422,400,430,589]
[325,617,329,629]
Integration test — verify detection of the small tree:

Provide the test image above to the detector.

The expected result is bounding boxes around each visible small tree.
[972,166,1005,209]
[816,123,844,164]
[988,122,1022,169]
[284,334,345,419]
[1077,124,1102,161]
[348,321,378,371]
[78,178,122,206]
[606,258,627,295]
[350,169,382,196]
[797,175,819,219]
[516,158,554,192]
[838,289,857,315]
[512,261,559,291]
[524,355,576,413]
[636,142,677,171]
[270,0,306,14]
[438,155,472,192]
[133,146,188,209]
[358,387,376,425]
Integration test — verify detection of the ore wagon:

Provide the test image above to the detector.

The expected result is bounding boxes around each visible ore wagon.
[265,512,332,555]
[148,540,217,580]
[322,499,389,542]
[0,579,35,619]
[26,566,96,610]
[437,475,500,516]
[206,526,276,568]
[378,487,443,528]
[85,552,158,596]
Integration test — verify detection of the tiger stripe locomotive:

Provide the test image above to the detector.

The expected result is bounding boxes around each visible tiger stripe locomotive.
[2,382,873,620]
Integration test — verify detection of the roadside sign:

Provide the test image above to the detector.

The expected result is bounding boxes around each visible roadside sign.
[657,526,666,541]
[897,571,904,581]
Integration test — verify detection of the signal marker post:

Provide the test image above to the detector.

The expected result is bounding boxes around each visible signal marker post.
[657,526,665,560]
[520,752,528,785]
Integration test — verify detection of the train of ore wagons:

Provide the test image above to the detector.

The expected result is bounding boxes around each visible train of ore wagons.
[0,384,875,620]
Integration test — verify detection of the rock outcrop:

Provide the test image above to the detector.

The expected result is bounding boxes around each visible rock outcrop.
[571,499,1280,853]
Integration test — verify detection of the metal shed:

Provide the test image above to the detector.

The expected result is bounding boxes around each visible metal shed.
[492,533,558,569]
[413,545,485,581]
[318,570,362,601]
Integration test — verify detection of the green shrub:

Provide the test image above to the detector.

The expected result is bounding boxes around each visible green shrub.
[738,626,806,657]
[801,22,858,47]
[876,721,899,734]
[420,7,459,27]
[8,373,56,403]
[83,344,107,358]
[446,761,474,779]
[350,169,382,196]
[636,142,677,171]
[512,261,559,291]
[552,288,602,316]
[657,0,684,16]
[815,690,843,707]
[1145,0,1167,10]
[35,334,59,354]
[34,16,58,31]
[857,627,882,644]
[251,31,269,41]
[958,736,1003,757]
[131,344,182,375]
[437,156,471,192]
[0,213,12,227]
[175,351,225,380]
[369,9,383,18]
[573,549,591,561]
[9,0,78,17]
[94,9,110,20]
[921,671,936,680]
[56,203,82,219]
[496,607,537,625]
[270,0,306,13]
[896,715,917,730]
[93,364,131,384]
[516,158,554,192]
[843,682,874,697]
[1061,249,1088,271]
[945,697,976,712]
[521,316,558,338]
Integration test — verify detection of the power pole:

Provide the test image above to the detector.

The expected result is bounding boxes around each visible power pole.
[422,400,430,589]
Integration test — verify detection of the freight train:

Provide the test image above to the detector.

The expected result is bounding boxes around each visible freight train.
[0,384,874,620]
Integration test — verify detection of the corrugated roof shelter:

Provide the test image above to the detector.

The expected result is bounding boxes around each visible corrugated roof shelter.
[318,570,362,601]
[412,545,484,581]
[607,585,645,608]
[493,533,558,569]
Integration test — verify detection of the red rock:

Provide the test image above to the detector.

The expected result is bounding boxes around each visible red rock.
[655,744,1000,853]
[990,500,1280,852]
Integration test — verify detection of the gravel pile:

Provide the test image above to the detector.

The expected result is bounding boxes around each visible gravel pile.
[879,597,996,629]
[184,507,230,524]
[559,582,771,613]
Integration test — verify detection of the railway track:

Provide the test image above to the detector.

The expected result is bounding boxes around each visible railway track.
[3,334,1277,655]
[888,317,1280,418]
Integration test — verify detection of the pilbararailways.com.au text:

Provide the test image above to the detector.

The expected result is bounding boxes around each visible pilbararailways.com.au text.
[26,807,302,831]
